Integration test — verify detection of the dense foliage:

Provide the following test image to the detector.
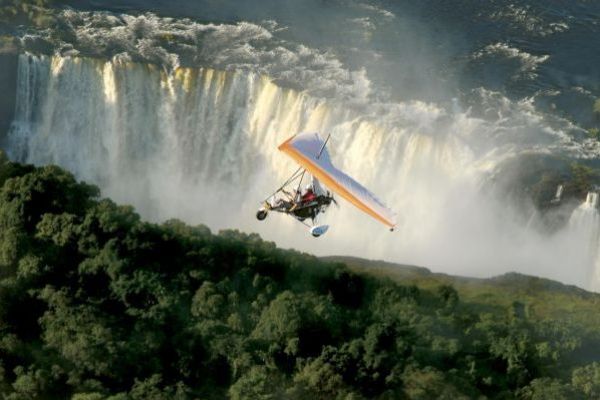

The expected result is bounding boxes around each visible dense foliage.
[0,155,599,399]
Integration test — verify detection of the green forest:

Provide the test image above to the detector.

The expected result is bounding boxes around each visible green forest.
[0,153,599,399]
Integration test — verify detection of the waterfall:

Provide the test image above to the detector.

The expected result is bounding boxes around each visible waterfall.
[566,193,600,291]
[8,54,341,224]
[550,184,564,204]
[567,193,599,242]
[7,53,471,239]
[6,53,599,289]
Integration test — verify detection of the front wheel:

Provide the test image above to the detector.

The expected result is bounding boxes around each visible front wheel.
[256,209,268,221]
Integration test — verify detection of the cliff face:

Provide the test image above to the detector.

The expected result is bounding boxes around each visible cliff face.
[0,51,17,140]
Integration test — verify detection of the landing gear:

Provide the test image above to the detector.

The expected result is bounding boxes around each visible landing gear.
[256,209,268,221]
[256,166,335,236]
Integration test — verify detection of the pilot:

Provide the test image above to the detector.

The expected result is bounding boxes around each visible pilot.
[301,184,317,204]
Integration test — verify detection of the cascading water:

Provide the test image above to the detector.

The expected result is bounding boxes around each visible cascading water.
[567,193,600,290]
[8,53,474,252]
[8,52,600,291]
[554,185,564,203]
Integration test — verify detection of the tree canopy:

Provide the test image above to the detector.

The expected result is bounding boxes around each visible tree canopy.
[0,155,598,399]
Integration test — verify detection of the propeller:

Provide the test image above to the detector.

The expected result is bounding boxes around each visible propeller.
[330,193,339,208]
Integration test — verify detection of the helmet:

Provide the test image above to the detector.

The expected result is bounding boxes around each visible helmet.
[305,184,313,192]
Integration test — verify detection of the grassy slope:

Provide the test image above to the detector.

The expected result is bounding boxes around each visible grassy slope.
[324,256,600,358]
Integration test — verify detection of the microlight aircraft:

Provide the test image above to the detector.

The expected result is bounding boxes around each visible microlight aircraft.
[256,132,396,237]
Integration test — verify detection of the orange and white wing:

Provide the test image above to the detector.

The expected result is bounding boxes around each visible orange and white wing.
[278,132,396,228]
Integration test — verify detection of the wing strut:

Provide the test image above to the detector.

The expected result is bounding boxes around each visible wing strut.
[262,167,304,202]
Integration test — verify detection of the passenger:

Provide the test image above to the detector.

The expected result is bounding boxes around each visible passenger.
[301,185,317,204]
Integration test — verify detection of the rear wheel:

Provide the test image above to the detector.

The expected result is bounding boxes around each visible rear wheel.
[256,209,268,221]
